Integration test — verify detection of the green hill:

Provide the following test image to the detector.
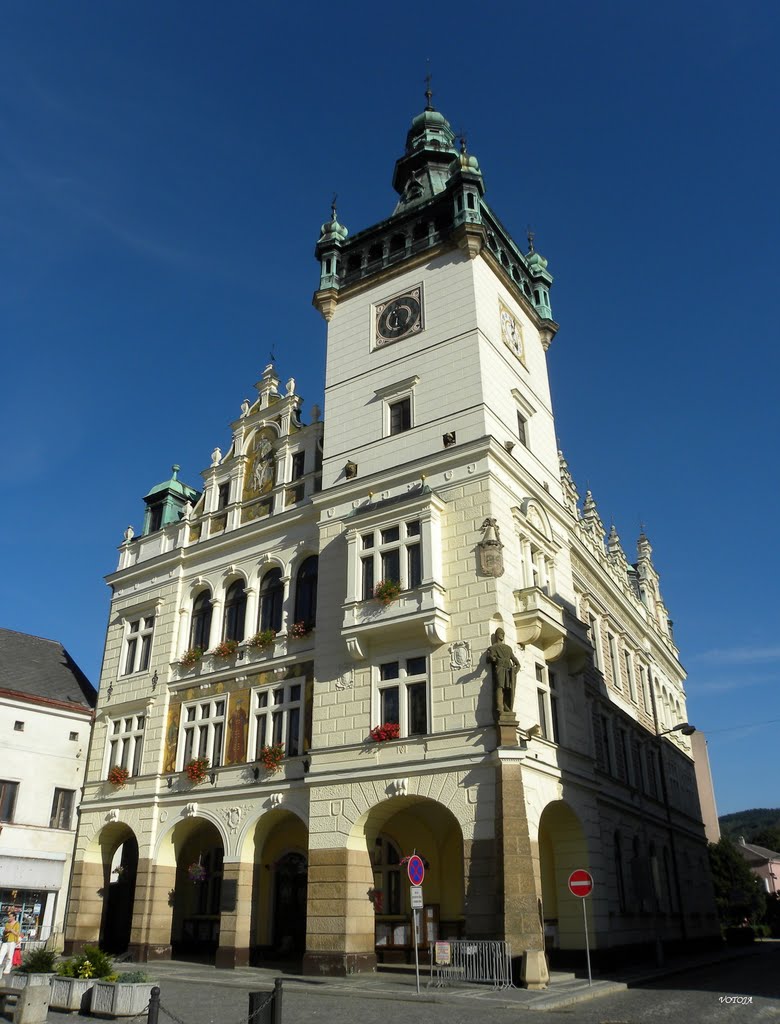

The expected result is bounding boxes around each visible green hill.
[719,808,780,847]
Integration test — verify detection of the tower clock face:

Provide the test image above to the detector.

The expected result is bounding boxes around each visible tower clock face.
[499,300,525,364]
[375,288,423,346]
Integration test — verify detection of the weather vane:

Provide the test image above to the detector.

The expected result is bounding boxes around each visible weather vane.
[331,192,338,220]
[526,225,535,253]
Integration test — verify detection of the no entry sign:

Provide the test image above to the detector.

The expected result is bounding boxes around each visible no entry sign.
[568,869,594,898]
[407,854,425,887]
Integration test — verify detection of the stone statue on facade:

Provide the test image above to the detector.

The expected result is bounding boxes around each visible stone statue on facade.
[486,628,521,746]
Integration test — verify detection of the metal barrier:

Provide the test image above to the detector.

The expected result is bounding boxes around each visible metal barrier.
[428,940,513,989]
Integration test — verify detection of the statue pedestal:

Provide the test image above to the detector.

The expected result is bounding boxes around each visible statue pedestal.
[496,711,519,747]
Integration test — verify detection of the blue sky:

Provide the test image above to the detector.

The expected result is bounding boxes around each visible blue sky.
[1,2,777,816]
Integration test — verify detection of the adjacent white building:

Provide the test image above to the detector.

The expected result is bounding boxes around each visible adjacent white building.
[64,99,718,985]
[0,629,96,941]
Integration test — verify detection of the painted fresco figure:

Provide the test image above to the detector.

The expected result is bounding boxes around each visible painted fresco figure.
[486,627,520,718]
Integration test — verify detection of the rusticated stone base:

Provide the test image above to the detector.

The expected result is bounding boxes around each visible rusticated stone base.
[215,946,250,969]
[302,951,377,976]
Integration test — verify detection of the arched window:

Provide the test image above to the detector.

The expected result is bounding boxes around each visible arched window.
[190,590,212,651]
[371,834,402,915]
[294,556,318,629]
[223,580,247,642]
[260,568,284,633]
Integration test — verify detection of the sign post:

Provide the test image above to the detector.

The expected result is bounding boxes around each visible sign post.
[567,869,593,987]
[407,855,425,994]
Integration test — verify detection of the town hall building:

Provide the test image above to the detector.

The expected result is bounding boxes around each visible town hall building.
[64,97,718,986]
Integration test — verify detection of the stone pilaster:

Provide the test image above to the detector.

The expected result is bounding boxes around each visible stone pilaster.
[302,847,376,976]
[128,860,176,962]
[463,837,499,938]
[215,860,253,968]
[496,759,548,989]
[63,858,104,953]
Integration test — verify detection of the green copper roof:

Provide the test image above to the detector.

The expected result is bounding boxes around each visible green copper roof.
[143,464,200,501]
[391,105,459,214]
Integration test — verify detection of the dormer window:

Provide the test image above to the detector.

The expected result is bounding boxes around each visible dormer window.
[148,505,163,533]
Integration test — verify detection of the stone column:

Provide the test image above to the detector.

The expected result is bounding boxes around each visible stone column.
[127,859,176,961]
[63,857,105,954]
[302,847,376,976]
[280,576,292,635]
[496,758,548,989]
[244,588,258,639]
[215,860,254,968]
[208,600,223,650]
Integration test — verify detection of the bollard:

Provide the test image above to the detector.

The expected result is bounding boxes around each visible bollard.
[273,979,283,1024]
[148,987,160,1024]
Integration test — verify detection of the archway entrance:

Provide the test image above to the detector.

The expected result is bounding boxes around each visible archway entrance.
[272,852,308,955]
[245,810,308,964]
[357,797,465,965]
[170,820,224,963]
[101,835,138,953]
[538,800,590,956]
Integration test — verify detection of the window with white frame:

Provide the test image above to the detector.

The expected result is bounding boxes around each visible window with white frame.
[123,616,154,675]
[588,613,603,671]
[361,521,422,599]
[376,657,428,737]
[251,679,303,758]
[375,375,419,439]
[624,649,637,703]
[535,663,560,743]
[180,697,226,768]
[639,663,651,713]
[107,714,145,776]
[511,388,535,451]
[607,632,621,689]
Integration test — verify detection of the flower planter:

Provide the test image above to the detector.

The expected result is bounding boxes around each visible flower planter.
[49,976,94,1012]
[91,981,153,1018]
[6,972,55,990]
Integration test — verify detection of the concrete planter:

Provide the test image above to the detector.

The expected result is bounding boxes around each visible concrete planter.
[6,973,55,990]
[49,976,94,1012]
[91,981,153,1018]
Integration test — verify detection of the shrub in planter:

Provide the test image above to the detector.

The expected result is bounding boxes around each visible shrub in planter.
[51,945,117,1011]
[19,947,58,974]
[91,973,153,1018]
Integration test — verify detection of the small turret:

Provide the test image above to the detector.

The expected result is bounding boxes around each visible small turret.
[141,465,200,536]
[315,198,349,293]
[447,136,485,232]
[525,231,554,321]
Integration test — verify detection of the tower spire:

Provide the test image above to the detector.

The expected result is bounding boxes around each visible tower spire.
[424,66,433,110]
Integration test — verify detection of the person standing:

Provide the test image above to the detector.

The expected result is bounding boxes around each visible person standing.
[0,911,21,974]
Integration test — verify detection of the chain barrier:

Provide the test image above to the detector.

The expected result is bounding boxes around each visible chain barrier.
[158,986,276,1024]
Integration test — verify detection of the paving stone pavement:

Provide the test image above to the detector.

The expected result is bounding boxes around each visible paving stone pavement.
[43,944,763,1024]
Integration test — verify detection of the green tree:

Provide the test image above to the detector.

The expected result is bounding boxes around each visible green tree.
[749,828,780,853]
[708,837,766,926]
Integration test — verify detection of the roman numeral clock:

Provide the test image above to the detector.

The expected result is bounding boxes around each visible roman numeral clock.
[375,286,423,347]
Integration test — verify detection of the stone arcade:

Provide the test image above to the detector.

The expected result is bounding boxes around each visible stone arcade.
[65,99,718,986]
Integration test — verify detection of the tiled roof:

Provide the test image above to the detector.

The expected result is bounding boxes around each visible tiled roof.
[737,841,780,862]
[0,628,96,710]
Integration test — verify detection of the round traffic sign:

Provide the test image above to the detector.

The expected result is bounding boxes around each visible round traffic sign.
[407,854,425,887]
[567,869,593,898]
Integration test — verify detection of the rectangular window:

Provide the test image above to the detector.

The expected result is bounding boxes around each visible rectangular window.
[625,651,637,703]
[517,412,528,447]
[0,781,19,822]
[49,788,75,830]
[537,689,549,739]
[362,519,423,597]
[639,665,651,713]
[389,398,411,435]
[600,715,613,774]
[291,452,305,480]
[377,657,428,737]
[589,614,603,671]
[123,616,155,675]
[108,715,145,777]
[217,482,230,510]
[608,632,620,689]
[180,698,226,769]
[549,671,561,744]
[13,721,23,732]
[69,731,78,741]
[252,680,303,759]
